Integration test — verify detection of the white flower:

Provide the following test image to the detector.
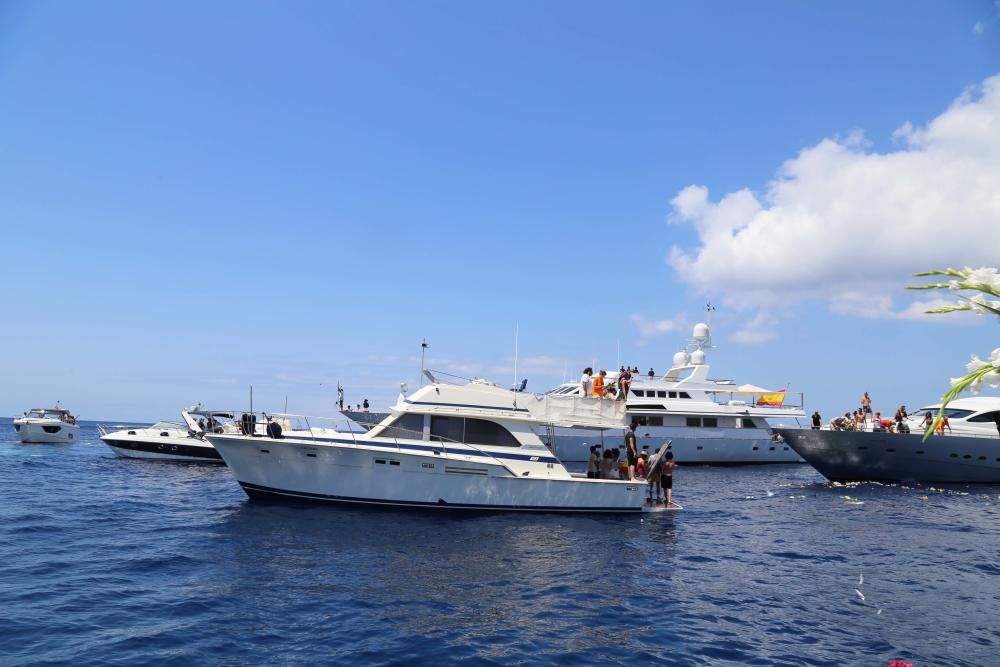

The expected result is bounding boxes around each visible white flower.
[966,355,989,373]
[966,267,1000,292]
[989,347,1000,367]
[968,294,1000,314]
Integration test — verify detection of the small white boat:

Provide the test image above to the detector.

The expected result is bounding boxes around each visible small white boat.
[98,408,223,462]
[13,406,80,443]
[207,375,682,513]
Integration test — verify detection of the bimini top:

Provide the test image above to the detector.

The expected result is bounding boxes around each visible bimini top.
[394,377,627,430]
[24,408,72,419]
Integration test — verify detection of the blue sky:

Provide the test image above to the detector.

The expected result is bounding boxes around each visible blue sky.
[1,1,998,421]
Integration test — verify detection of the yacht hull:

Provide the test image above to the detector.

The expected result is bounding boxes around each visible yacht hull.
[549,427,802,464]
[13,421,80,443]
[101,435,223,462]
[775,428,1000,483]
[210,435,649,513]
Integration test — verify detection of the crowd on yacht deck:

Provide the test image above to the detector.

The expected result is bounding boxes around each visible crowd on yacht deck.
[812,390,1000,436]
[579,365,655,401]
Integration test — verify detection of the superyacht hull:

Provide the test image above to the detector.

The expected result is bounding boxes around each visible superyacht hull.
[775,428,1000,483]
[549,426,802,464]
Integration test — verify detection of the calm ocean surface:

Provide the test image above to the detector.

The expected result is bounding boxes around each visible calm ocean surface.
[2,419,999,666]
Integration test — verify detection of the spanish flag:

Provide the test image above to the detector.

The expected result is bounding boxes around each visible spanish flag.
[756,389,786,407]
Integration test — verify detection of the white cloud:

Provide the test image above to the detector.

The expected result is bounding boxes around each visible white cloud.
[494,355,574,376]
[367,354,400,363]
[667,74,1000,329]
[630,313,687,338]
[729,312,779,345]
[974,20,985,35]
[829,293,982,323]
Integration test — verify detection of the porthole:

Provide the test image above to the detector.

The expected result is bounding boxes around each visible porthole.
[949,453,958,458]
[979,456,987,461]
[696,446,703,450]
[752,446,759,451]
[963,454,972,459]
[783,447,789,451]
[857,446,868,451]
[160,432,170,437]
[887,448,896,453]
[769,446,775,451]
[916,451,925,455]
[128,430,136,435]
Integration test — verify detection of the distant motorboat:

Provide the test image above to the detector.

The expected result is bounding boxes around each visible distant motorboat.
[98,408,225,462]
[13,406,80,443]
[775,397,1000,483]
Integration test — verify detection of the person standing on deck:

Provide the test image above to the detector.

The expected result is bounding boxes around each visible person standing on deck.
[647,367,655,379]
[592,370,606,398]
[580,367,593,397]
[861,392,872,422]
[923,411,934,433]
[662,450,676,507]
[619,366,632,401]
[625,421,639,481]
[811,411,822,430]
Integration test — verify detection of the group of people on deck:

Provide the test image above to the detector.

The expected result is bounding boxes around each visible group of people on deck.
[585,421,677,506]
[580,366,656,400]
[815,391,964,435]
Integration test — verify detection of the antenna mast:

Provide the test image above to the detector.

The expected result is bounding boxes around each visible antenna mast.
[419,338,429,386]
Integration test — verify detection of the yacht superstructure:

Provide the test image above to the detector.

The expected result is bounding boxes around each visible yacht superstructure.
[545,323,806,463]
[13,406,80,443]
[206,377,675,513]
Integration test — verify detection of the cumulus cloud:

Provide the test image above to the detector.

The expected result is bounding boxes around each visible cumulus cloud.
[668,74,1000,335]
[729,311,779,345]
[630,313,687,338]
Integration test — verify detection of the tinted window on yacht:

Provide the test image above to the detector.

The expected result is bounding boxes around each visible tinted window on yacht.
[381,413,424,440]
[686,417,700,427]
[430,416,464,443]
[968,410,1000,423]
[635,416,648,426]
[668,391,677,399]
[703,417,718,428]
[742,418,758,428]
[632,390,645,397]
[647,416,663,426]
[657,391,667,398]
[679,392,691,399]
[464,418,520,447]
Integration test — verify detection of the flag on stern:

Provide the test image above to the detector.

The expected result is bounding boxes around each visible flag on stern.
[756,389,787,407]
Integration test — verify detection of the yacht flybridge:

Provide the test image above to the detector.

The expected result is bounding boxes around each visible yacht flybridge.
[546,323,807,463]
[13,406,80,443]
[206,376,676,513]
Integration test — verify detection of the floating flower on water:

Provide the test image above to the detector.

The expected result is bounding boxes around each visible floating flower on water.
[886,661,913,667]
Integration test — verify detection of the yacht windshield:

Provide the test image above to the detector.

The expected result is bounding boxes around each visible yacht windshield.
[915,407,974,419]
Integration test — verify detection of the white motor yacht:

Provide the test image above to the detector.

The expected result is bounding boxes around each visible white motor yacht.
[99,407,351,463]
[98,407,225,462]
[545,323,806,463]
[13,406,80,443]
[206,375,679,513]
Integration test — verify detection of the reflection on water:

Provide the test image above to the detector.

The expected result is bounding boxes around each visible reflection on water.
[2,421,999,665]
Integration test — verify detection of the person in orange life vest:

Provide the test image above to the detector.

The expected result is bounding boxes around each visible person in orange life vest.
[592,370,606,397]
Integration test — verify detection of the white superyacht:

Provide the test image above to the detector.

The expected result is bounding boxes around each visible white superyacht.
[545,323,806,463]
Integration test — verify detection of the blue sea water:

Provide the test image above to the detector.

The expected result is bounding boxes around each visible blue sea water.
[1,419,999,666]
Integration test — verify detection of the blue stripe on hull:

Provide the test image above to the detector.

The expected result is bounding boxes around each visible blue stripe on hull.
[263,435,562,465]
[239,482,642,513]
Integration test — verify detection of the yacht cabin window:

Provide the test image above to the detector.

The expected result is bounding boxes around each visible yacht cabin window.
[679,392,691,399]
[741,418,758,428]
[381,413,424,439]
[967,410,1000,423]
[685,417,700,427]
[668,391,677,399]
[657,391,667,398]
[430,416,521,447]
[632,390,645,397]
[685,416,719,428]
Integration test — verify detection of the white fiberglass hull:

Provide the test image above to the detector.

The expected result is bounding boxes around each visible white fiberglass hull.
[209,435,650,512]
[100,431,223,462]
[548,426,803,464]
[13,420,80,443]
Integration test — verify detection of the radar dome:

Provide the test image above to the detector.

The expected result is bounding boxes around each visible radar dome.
[693,323,710,340]
[690,349,706,365]
[672,351,688,368]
